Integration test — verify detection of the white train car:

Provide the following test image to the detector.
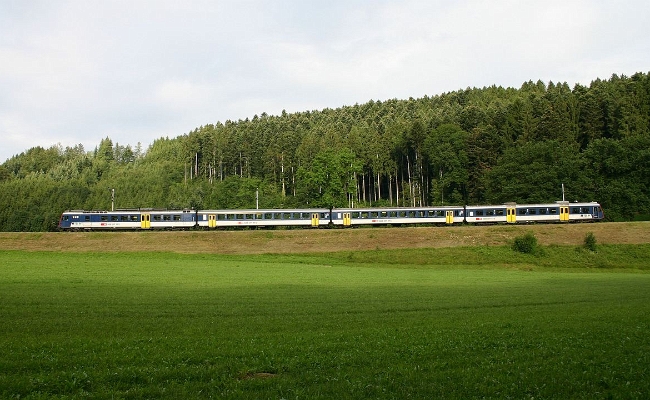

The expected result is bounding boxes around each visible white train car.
[196,209,331,228]
[331,206,466,227]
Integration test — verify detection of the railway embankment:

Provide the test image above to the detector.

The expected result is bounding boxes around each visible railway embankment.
[1,222,648,254]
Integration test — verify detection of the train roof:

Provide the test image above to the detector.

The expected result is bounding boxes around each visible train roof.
[335,206,465,212]
[62,209,195,214]
[198,208,330,213]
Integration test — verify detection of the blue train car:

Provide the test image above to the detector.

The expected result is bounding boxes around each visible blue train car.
[58,210,143,230]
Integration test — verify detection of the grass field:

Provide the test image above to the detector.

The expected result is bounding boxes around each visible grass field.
[1,243,649,399]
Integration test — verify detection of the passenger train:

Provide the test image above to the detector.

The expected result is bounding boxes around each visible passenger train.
[58,201,604,230]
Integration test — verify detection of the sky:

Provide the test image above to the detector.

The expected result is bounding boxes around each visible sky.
[1,0,649,163]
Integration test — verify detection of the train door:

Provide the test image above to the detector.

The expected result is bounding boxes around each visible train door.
[506,207,516,223]
[560,206,570,222]
[311,213,319,227]
[141,213,151,229]
[445,211,454,225]
[208,214,217,228]
[343,213,352,227]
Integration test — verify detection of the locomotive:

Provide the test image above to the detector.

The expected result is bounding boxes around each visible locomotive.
[58,201,604,230]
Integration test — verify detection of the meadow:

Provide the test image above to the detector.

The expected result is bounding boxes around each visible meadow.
[1,245,649,398]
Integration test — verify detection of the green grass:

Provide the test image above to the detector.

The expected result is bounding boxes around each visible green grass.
[1,246,649,399]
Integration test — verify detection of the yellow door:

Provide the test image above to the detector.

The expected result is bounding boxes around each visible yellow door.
[141,213,151,229]
[445,210,454,224]
[560,206,570,222]
[208,214,217,228]
[507,207,516,223]
[311,213,319,227]
[343,213,352,227]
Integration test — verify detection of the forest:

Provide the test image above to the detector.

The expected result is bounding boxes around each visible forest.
[1,72,649,231]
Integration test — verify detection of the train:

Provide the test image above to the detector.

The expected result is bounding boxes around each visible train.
[58,201,604,230]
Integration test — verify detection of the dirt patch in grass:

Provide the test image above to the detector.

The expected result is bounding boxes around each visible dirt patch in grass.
[0,222,648,254]
[239,372,277,380]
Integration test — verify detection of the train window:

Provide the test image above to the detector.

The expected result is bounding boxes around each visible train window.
[572,208,580,213]
[486,210,494,216]
[85,216,90,221]
[389,211,397,218]
[273,213,281,219]
[110,216,118,221]
[163,215,171,221]
[550,208,558,214]
[235,214,243,220]
[227,214,235,220]
[283,213,291,219]
[361,212,369,219]
[265,213,273,219]
[153,215,162,221]
[352,212,360,218]
[417,211,424,218]
[496,209,504,216]
[173,215,181,221]
[130,215,138,221]
[476,210,484,216]
[539,209,547,215]
[380,211,388,218]
[408,211,416,218]
[399,211,406,217]
[301,212,310,219]
[370,212,378,218]
[529,209,537,215]
[101,216,108,221]
[120,215,128,221]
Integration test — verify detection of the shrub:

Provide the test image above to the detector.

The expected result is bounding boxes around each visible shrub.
[512,232,538,254]
[584,232,597,252]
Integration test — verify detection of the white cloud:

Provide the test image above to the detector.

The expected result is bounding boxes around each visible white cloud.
[1,0,649,162]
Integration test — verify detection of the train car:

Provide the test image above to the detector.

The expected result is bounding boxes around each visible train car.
[567,202,605,221]
[196,208,331,228]
[464,205,508,224]
[464,201,604,224]
[511,201,604,223]
[331,206,466,227]
[142,209,197,229]
[59,210,144,230]
[512,203,565,223]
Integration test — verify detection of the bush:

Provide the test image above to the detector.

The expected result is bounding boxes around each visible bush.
[512,232,538,254]
[584,232,597,252]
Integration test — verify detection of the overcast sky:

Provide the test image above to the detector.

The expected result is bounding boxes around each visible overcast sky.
[1,1,648,163]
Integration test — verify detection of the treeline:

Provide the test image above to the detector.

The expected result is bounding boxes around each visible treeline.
[1,72,649,231]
